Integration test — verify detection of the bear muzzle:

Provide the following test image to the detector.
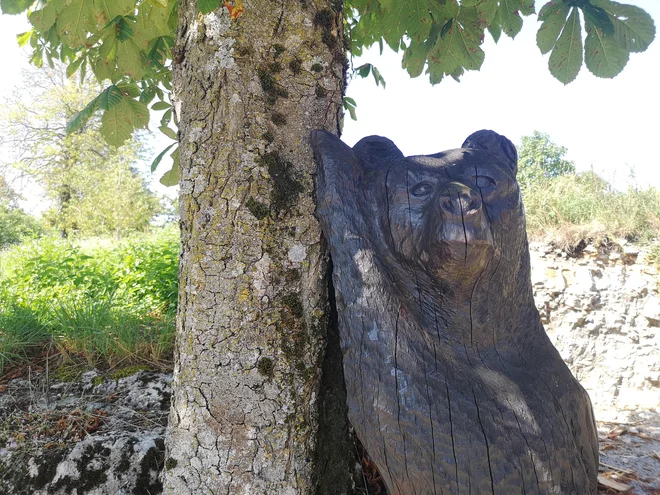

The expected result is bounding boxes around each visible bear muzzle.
[438,182,482,217]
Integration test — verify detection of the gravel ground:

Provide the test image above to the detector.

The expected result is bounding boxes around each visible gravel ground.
[597,411,660,495]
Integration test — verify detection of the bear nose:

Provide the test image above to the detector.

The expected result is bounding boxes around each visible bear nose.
[439,183,482,216]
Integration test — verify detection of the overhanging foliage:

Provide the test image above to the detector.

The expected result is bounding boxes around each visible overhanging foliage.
[0,0,655,184]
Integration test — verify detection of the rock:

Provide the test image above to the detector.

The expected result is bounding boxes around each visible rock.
[623,245,640,264]
[537,242,660,419]
[0,369,171,495]
[27,433,164,495]
[643,299,660,327]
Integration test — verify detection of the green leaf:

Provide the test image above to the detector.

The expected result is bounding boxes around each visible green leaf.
[402,43,427,78]
[498,0,524,38]
[159,148,179,186]
[371,65,386,88]
[134,0,173,50]
[475,0,498,25]
[98,85,123,110]
[537,1,571,55]
[152,101,172,110]
[0,0,35,15]
[47,25,61,47]
[31,47,43,67]
[440,19,453,39]
[125,98,150,128]
[428,9,485,81]
[56,0,95,47]
[343,97,357,121]
[100,97,148,146]
[150,143,176,172]
[79,58,87,82]
[402,27,437,78]
[145,36,173,68]
[94,0,136,25]
[67,95,100,134]
[581,3,614,37]
[549,7,583,85]
[356,63,372,78]
[520,0,535,16]
[115,40,146,79]
[92,55,113,82]
[160,108,172,127]
[140,86,157,104]
[66,57,84,78]
[46,49,55,69]
[159,125,177,140]
[487,20,501,43]
[117,82,141,97]
[16,31,32,47]
[585,17,629,78]
[592,0,656,53]
[114,16,135,41]
[96,35,119,81]
[197,0,221,15]
[28,1,59,32]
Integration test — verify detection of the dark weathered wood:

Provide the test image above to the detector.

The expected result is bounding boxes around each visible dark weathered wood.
[312,129,599,495]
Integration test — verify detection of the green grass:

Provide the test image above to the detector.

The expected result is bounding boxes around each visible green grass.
[522,172,660,247]
[0,303,50,372]
[0,226,178,372]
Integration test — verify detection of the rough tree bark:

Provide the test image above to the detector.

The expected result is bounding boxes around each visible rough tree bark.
[163,0,348,492]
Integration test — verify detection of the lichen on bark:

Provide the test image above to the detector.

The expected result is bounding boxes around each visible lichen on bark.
[163,0,345,493]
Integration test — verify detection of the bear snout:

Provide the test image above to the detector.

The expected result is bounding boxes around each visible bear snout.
[439,183,482,216]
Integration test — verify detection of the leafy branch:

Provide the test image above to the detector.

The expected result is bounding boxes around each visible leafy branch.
[1,0,655,186]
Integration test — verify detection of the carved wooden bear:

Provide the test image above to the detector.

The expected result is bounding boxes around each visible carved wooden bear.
[312,129,599,495]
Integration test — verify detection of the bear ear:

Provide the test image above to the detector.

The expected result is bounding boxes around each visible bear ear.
[462,129,518,176]
[353,135,404,169]
[311,130,356,168]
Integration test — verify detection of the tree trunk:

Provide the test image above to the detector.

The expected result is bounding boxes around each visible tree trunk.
[163,0,346,493]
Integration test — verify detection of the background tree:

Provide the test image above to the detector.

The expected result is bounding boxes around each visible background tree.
[0,0,656,493]
[0,175,21,207]
[0,174,42,248]
[518,130,576,189]
[0,66,160,237]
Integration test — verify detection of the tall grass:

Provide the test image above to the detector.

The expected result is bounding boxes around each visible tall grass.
[0,226,178,372]
[0,301,50,371]
[522,172,660,247]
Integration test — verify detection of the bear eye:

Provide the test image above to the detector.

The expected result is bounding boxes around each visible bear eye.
[473,175,496,189]
[411,182,433,197]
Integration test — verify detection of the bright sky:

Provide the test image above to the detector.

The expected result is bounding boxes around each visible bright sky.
[343,0,660,189]
[1,1,659,201]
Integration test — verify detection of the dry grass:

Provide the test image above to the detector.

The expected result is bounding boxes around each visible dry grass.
[522,172,660,248]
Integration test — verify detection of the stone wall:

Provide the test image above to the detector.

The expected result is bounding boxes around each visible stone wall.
[530,242,660,421]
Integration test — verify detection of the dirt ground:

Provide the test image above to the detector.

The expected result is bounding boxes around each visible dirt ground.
[597,411,660,495]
